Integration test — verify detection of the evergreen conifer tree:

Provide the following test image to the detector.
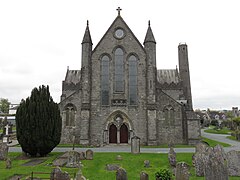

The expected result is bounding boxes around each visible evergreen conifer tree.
[16,85,62,156]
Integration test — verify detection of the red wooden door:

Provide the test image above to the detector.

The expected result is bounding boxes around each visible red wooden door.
[120,124,128,143]
[109,124,117,143]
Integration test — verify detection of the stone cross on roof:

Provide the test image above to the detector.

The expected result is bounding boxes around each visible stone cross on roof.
[116,7,122,16]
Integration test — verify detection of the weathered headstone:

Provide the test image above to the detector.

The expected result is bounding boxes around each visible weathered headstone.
[204,145,228,180]
[116,155,122,160]
[52,152,68,167]
[175,162,189,180]
[0,143,9,160]
[195,142,208,153]
[106,164,120,171]
[5,157,11,169]
[86,149,93,160]
[131,136,140,154]
[79,152,86,160]
[116,167,127,180]
[194,142,208,176]
[75,162,86,180]
[227,150,240,176]
[50,167,70,180]
[192,154,196,167]
[144,160,150,168]
[168,147,176,167]
[66,151,80,168]
[140,172,149,180]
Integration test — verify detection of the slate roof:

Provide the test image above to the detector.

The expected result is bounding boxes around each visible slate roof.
[82,22,92,44]
[157,69,180,84]
[144,21,156,44]
[65,70,81,84]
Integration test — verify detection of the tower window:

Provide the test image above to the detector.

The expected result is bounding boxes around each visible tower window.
[128,55,137,105]
[65,104,76,126]
[114,48,124,92]
[101,55,110,105]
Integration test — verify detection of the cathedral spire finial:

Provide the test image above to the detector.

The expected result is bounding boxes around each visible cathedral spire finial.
[116,7,122,16]
[87,20,89,26]
[148,20,151,27]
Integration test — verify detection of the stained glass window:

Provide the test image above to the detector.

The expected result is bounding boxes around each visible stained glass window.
[101,55,110,105]
[114,48,124,92]
[129,55,137,105]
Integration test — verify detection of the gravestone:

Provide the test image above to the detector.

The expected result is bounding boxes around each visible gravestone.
[131,136,140,154]
[86,149,93,160]
[194,142,208,176]
[140,172,149,180]
[116,155,122,160]
[66,151,80,168]
[227,150,240,176]
[116,167,127,180]
[52,152,68,166]
[168,147,176,167]
[0,143,9,160]
[106,164,120,171]
[204,145,228,180]
[192,154,196,167]
[175,162,189,180]
[195,142,208,153]
[79,152,86,160]
[5,157,11,169]
[50,167,70,180]
[75,162,86,180]
[144,160,150,168]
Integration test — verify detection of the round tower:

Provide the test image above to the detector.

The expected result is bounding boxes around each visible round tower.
[178,43,193,110]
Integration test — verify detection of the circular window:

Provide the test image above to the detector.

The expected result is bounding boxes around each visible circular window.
[115,28,124,39]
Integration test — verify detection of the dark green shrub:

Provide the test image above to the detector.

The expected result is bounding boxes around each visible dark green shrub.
[16,85,62,156]
[211,119,219,126]
[155,168,172,180]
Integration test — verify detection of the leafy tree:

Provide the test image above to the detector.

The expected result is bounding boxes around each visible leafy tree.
[233,117,240,126]
[0,98,10,114]
[16,85,62,156]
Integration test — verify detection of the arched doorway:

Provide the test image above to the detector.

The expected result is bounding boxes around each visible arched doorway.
[109,124,117,143]
[120,124,128,143]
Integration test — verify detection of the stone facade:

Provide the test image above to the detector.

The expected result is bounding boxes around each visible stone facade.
[59,8,201,146]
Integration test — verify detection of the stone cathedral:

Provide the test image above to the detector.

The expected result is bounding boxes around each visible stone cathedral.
[59,8,201,146]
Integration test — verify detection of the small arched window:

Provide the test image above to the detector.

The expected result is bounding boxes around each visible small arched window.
[128,55,137,105]
[163,106,175,125]
[65,104,76,126]
[101,55,110,105]
[114,48,124,92]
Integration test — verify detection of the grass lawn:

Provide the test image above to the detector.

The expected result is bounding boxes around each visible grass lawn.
[201,137,231,147]
[227,135,238,141]
[204,126,233,135]
[0,152,78,179]
[1,152,240,180]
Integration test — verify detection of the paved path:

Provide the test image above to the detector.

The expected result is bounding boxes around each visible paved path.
[201,128,240,152]
[8,129,240,153]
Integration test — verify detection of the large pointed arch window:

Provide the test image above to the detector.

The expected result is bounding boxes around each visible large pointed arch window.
[101,55,110,105]
[114,48,124,92]
[129,55,137,105]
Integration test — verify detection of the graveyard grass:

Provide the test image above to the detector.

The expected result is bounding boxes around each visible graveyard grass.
[1,152,240,180]
[204,126,233,135]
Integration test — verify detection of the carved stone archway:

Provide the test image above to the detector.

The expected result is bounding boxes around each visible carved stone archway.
[103,111,134,144]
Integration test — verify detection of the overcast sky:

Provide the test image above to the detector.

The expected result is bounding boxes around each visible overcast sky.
[0,0,239,110]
